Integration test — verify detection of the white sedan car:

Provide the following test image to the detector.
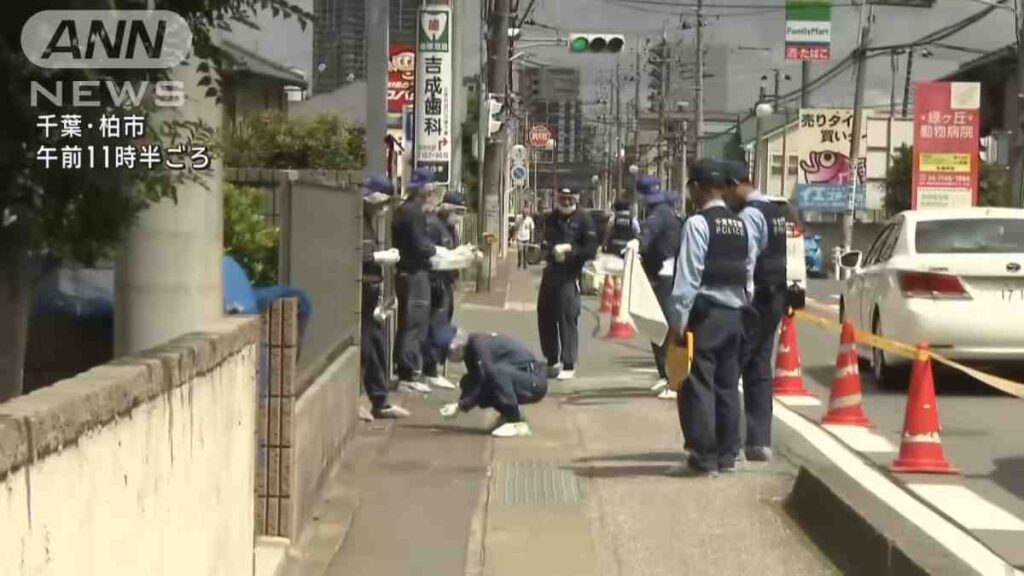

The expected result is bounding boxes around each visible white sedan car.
[839,208,1024,387]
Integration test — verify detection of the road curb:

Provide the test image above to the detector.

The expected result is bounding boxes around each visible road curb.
[774,400,1019,576]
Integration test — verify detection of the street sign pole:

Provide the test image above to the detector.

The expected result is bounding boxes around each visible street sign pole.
[844,2,872,258]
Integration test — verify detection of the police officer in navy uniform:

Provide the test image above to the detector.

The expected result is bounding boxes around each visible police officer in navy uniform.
[391,168,444,394]
[625,176,683,399]
[360,175,410,419]
[603,196,640,255]
[724,161,787,462]
[421,191,466,389]
[669,160,756,476]
[538,188,599,381]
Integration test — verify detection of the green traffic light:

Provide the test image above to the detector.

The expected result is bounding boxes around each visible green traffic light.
[570,36,589,53]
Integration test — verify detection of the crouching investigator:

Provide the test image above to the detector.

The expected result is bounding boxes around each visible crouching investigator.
[435,325,549,438]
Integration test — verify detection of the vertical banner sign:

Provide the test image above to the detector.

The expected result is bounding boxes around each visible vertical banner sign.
[388,44,416,114]
[785,0,832,61]
[912,82,980,209]
[415,5,453,185]
[795,108,867,212]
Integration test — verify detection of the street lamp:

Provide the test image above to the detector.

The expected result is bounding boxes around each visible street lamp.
[628,164,639,175]
[547,137,558,207]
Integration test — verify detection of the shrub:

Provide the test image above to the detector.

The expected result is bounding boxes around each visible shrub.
[223,110,365,170]
[224,183,279,285]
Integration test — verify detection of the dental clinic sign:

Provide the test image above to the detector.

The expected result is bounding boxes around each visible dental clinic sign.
[414,5,453,185]
[785,0,831,61]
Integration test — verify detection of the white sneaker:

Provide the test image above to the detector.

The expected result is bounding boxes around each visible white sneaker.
[650,378,669,393]
[358,406,375,422]
[398,380,432,394]
[546,363,563,378]
[491,422,532,438]
[424,375,457,390]
[657,389,677,400]
[373,405,411,419]
[556,369,576,381]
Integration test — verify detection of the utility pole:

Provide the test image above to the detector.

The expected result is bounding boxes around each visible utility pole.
[800,61,811,108]
[657,28,667,181]
[1013,4,1024,207]
[901,47,915,118]
[695,0,705,159]
[844,2,872,253]
[482,0,510,276]
[632,38,642,216]
[680,119,689,213]
[615,59,623,202]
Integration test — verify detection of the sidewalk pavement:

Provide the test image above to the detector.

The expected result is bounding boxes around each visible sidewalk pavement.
[288,259,839,576]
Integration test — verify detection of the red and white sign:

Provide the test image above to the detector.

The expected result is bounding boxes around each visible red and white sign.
[912,82,981,210]
[388,44,415,114]
[528,124,552,148]
[785,46,830,61]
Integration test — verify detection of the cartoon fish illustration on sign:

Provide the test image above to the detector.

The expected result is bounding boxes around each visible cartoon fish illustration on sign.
[800,150,851,185]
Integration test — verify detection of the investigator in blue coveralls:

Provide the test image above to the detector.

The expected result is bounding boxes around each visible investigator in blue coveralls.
[723,161,788,462]
[537,188,599,381]
[624,175,683,401]
[435,325,549,438]
[360,175,411,419]
[391,168,446,394]
[420,191,467,389]
[669,159,756,476]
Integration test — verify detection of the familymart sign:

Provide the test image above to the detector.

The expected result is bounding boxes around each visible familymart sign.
[785,0,831,61]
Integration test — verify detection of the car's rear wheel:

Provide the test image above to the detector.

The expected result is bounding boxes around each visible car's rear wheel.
[872,312,909,389]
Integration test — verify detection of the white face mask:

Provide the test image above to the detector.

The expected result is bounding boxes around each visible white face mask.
[363,192,390,205]
[557,203,577,215]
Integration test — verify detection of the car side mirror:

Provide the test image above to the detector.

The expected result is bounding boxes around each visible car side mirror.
[839,250,863,270]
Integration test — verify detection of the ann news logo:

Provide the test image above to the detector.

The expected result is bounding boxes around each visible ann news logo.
[21,10,192,69]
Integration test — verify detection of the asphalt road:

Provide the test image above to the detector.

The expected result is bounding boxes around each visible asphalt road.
[796,278,1024,567]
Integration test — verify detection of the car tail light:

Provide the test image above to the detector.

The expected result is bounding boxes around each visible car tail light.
[899,271,970,299]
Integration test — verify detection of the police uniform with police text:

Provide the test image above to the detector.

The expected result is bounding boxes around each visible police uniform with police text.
[739,191,788,454]
[456,333,548,423]
[670,162,756,473]
[538,206,599,372]
[605,199,639,255]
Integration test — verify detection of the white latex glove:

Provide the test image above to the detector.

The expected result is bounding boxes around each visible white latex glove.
[554,243,571,263]
[625,239,640,252]
[373,248,400,265]
[439,402,460,418]
[434,246,450,257]
[372,306,386,324]
[474,250,485,260]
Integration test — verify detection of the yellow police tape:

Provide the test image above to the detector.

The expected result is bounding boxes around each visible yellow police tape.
[793,308,1024,399]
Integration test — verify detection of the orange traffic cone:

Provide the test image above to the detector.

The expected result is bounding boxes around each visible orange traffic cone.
[821,322,872,427]
[890,344,958,474]
[599,276,614,314]
[773,315,814,397]
[606,277,635,340]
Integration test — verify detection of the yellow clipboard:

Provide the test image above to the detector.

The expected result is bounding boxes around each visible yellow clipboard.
[666,331,693,392]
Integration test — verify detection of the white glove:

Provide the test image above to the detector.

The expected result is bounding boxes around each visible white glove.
[474,250,485,260]
[373,248,400,265]
[625,239,640,252]
[554,243,571,262]
[372,306,387,324]
[439,402,460,418]
[434,246,450,257]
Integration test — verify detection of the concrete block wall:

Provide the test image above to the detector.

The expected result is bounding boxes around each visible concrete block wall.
[0,316,260,576]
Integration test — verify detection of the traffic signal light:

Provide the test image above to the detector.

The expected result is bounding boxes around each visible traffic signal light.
[487,95,504,138]
[568,34,625,54]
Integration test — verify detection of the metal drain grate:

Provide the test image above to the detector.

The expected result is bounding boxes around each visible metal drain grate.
[491,461,584,506]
